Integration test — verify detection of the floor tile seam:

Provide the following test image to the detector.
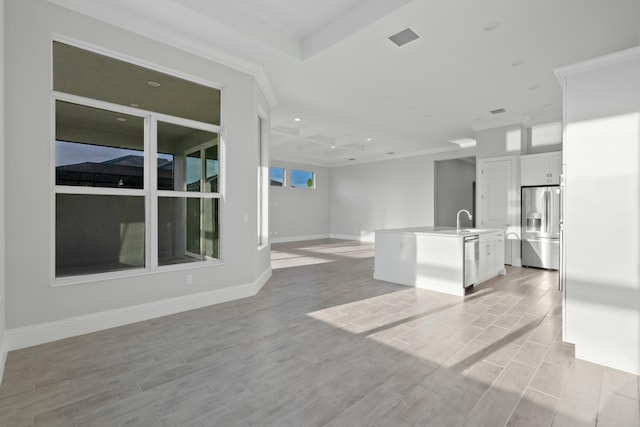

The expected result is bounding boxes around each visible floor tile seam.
[602,391,640,404]
[501,392,537,427]
[523,386,563,401]
[527,358,575,400]
[320,384,381,426]
[459,361,521,426]
[523,353,551,396]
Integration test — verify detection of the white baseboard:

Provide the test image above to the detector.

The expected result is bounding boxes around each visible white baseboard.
[0,333,6,385]
[5,267,272,353]
[270,234,330,243]
[329,233,376,243]
[575,350,640,376]
[254,266,271,294]
[270,234,377,244]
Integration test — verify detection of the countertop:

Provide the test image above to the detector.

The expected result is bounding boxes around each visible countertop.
[374,226,504,237]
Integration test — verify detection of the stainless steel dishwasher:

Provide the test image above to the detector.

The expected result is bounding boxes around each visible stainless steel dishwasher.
[464,235,480,287]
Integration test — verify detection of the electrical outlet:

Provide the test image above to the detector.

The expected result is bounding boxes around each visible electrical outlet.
[186,274,193,285]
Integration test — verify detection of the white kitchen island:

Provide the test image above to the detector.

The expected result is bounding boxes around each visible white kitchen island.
[374,227,506,296]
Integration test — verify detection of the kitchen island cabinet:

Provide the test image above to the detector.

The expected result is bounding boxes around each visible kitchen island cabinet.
[374,227,506,296]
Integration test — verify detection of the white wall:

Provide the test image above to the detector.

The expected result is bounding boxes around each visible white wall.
[527,121,563,154]
[330,150,475,241]
[434,159,476,228]
[475,123,525,159]
[0,0,7,378]
[269,160,330,242]
[559,47,640,374]
[4,0,270,343]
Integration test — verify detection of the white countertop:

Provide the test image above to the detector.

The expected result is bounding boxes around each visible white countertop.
[374,226,504,237]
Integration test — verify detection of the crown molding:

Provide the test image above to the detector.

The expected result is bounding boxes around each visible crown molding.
[554,45,640,88]
[471,115,533,132]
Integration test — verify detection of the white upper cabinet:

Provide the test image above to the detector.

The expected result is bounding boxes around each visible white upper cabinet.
[521,151,562,186]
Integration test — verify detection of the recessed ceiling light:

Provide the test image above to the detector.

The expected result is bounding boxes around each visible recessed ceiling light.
[366,138,372,142]
[147,81,161,87]
[490,108,506,115]
[483,21,500,31]
[386,152,395,155]
[529,84,541,91]
[130,103,139,108]
[388,27,420,47]
[116,117,127,122]
[331,145,336,149]
[511,58,526,67]
[294,117,301,122]
[348,158,356,161]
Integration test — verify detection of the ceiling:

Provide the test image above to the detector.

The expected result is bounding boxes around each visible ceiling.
[49,0,640,167]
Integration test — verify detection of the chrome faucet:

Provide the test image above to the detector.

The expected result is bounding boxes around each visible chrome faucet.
[457,209,473,232]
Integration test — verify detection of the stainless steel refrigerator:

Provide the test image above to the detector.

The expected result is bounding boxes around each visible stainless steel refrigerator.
[521,186,560,270]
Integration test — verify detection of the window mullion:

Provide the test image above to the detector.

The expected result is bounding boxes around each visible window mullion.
[148,116,158,270]
[200,146,206,259]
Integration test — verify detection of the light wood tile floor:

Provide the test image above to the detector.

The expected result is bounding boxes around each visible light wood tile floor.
[1,239,639,426]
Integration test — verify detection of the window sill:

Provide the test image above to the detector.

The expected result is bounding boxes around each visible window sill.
[50,259,226,287]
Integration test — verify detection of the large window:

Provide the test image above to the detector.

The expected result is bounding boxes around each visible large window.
[53,40,223,279]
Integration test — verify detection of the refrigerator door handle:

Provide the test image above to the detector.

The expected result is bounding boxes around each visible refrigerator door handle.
[545,190,551,234]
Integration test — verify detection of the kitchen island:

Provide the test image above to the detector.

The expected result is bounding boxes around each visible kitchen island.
[374,227,506,296]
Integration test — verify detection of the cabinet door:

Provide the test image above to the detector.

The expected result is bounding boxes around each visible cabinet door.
[479,159,512,228]
[548,154,562,185]
[495,235,505,272]
[478,242,488,279]
[485,241,496,277]
[521,156,549,186]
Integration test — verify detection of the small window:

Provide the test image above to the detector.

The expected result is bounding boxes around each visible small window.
[291,169,315,189]
[270,167,285,187]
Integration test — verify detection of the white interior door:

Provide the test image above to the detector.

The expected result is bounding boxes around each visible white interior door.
[477,157,518,265]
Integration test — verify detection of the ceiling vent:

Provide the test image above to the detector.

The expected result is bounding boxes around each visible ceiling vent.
[490,108,506,115]
[388,28,420,47]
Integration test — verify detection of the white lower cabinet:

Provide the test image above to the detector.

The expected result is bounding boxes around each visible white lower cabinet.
[479,231,505,281]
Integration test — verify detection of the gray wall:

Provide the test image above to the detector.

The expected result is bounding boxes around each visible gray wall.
[269,160,330,242]
[434,159,476,228]
[4,0,270,329]
[0,0,6,360]
[329,150,475,241]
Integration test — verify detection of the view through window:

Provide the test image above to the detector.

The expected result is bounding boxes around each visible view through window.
[53,41,222,278]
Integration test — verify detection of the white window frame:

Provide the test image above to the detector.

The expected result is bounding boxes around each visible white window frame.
[257,115,269,249]
[181,139,220,261]
[51,38,225,286]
